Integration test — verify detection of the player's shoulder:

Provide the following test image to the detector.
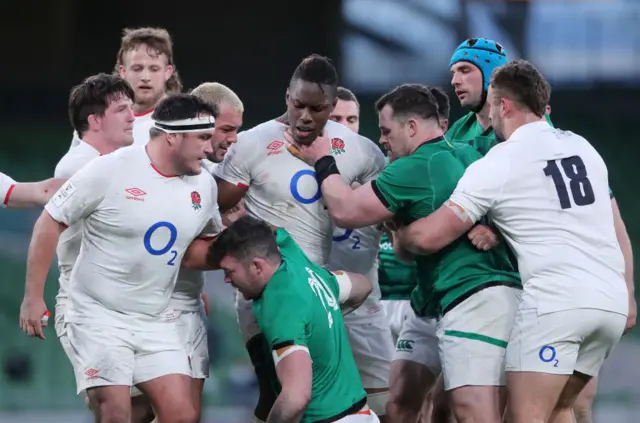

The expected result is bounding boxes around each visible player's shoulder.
[325,120,377,151]
[238,119,286,146]
[55,142,101,178]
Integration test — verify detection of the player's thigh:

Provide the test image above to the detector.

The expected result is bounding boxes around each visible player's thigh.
[438,285,520,391]
[393,312,440,378]
[344,316,394,390]
[573,375,598,411]
[86,385,133,423]
[137,373,196,423]
[388,359,438,409]
[131,325,191,387]
[175,309,210,379]
[66,323,136,395]
[235,290,261,343]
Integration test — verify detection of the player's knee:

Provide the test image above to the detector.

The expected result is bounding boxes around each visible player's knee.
[174,405,199,423]
[91,399,130,423]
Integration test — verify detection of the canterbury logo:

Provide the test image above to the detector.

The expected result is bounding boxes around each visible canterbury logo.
[396,339,415,352]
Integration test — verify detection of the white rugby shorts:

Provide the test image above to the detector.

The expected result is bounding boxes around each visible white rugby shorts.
[392,309,440,375]
[344,308,394,389]
[438,285,521,390]
[65,321,190,395]
[506,306,626,376]
[381,300,412,344]
[175,307,209,379]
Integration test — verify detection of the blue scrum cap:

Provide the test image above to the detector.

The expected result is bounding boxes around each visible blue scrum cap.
[450,38,508,91]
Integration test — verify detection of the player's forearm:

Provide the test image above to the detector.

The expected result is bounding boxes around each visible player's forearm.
[388,230,414,263]
[24,212,63,298]
[7,182,47,208]
[266,392,308,423]
[182,238,220,270]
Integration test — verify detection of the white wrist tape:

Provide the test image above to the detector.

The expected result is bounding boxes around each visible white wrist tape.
[332,271,353,303]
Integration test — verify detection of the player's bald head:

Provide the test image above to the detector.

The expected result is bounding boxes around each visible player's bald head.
[190,82,244,115]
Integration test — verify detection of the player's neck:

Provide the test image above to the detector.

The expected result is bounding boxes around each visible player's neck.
[475,102,492,130]
[82,134,120,156]
[409,125,444,155]
[133,95,165,116]
[275,112,289,124]
[504,113,547,140]
[145,140,180,177]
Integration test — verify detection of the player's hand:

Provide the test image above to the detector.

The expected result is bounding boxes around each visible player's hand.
[222,198,245,227]
[624,297,637,334]
[19,296,48,340]
[283,127,332,166]
[468,224,499,251]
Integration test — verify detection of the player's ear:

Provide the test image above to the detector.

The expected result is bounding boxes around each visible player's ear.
[118,65,125,78]
[164,64,174,81]
[407,118,418,138]
[285,88,290,105]
[87,114,100,132]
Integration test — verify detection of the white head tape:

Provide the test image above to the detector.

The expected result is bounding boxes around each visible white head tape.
[153,115,215,133]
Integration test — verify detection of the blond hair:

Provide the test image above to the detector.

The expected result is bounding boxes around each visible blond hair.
[190,82,244,113]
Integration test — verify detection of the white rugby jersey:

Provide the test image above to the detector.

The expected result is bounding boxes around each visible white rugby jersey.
[449,121,627,315]
[69,109,154,149]
[53,141,101,310]
[1,172,16,208]
[329,225,383,320]
[215,119,386,266]
[45,145,223,330]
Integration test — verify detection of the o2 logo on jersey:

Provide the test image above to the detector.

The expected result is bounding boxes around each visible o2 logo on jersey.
[333,228,361,249]
[144,221,178,266]
[538,345,559,368]
[289,170,321,204]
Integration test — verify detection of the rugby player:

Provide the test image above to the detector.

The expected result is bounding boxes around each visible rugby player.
[292,83,522,423]
[70,27,181,148]
[214,54,386,422]
[208,215,379,422]
[395,60,629,423]
[20,94,222,423]
[1,173,63,209]
[446,39,636,422]
[329,86,360,133]
[327,86,394,420]
[383,85,455,423]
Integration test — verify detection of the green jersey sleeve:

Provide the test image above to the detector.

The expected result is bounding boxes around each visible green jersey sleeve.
[259,280,310,351]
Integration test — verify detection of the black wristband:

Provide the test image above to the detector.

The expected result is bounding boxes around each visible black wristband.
[314,155,341,186]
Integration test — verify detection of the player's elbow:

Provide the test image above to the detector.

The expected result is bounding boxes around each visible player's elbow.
[332,209,361,229]
[281,384,312,410]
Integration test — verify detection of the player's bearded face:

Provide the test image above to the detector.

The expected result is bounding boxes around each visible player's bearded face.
[99,95,135,147]
[286,80,337,146]
[220,256,262,300]
[173,130,214,176]
[209,104,243,163]
[119,45,173,110]
[451,62,484,110]
[488,88,506,143]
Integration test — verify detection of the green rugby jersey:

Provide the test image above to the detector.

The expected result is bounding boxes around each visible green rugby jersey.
[253,229,366,422]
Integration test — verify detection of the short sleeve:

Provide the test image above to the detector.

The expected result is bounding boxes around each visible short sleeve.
[45,155,113,227]
[448,155,509,224]
[199,178,223,238]
[259,287,310,351]
[213,130,253,187]
[356,136,386,184]
[1,172,16,208]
